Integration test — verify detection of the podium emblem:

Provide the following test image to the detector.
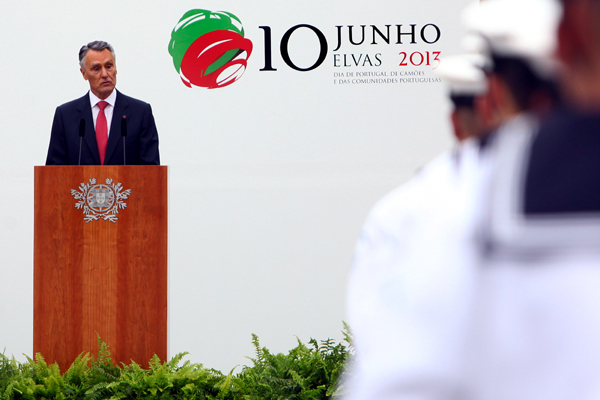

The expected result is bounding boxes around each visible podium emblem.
[71,178,131,223]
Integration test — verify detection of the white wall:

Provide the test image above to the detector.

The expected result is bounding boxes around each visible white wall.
[0,0,475,372]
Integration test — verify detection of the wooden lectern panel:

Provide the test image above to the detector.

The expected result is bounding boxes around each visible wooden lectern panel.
[34,166,167,371]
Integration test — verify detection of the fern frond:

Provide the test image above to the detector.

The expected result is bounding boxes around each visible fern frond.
[164,352,189,372]
[148,354,162,371]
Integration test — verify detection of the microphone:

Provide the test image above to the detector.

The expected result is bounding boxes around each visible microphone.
[121,115,127,165]
[78,118,85,166]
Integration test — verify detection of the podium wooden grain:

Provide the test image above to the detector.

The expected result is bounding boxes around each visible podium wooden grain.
[34,166,167,371]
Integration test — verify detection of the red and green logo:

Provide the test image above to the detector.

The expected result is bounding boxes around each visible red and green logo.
[168,10,253,89]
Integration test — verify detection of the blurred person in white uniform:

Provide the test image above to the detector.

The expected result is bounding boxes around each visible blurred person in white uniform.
[344,1,569,399]
[470,0,600,396]
[437,53,490,142]
[343,53,489,400]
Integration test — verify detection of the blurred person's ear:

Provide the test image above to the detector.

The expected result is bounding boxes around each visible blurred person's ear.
[557,0,597,69]
[475,90,500,131]
[487,73,520,120]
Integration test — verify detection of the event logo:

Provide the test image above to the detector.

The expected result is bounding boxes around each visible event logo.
[168,9,253,89]
[168,8,443,87]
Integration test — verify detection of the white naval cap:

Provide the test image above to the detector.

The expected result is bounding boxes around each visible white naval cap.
[462,0,562,79]
[435,53,488,96]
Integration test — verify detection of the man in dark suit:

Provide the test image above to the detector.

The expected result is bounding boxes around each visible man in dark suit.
[46,41,160,165]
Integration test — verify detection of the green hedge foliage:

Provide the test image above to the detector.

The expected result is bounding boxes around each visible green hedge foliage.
[0,328,353,400]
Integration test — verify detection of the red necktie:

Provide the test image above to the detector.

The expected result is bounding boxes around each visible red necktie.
[96,101,109,165]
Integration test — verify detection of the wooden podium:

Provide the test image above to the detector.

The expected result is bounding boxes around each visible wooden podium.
[34,166,167,371]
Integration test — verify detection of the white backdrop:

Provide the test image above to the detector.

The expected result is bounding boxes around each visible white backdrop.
[0,0,475,371]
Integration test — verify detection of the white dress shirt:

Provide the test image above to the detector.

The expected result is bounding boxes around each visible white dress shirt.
[89,89,117,137]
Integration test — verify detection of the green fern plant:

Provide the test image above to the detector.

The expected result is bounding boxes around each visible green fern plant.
[232,329,352,400]
[0,326,352,400]
[0,352,22,400]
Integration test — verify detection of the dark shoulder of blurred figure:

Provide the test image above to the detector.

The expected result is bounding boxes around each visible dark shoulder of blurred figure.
[524,0,600,215]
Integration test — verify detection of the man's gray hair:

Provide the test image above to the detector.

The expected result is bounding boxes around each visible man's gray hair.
[79,41,116,70]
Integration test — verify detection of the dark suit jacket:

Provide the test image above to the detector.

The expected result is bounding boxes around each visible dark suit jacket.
[45,90,160,165]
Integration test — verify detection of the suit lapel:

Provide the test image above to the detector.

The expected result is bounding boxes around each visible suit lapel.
[105,90,129,164]
[76,94,101,165]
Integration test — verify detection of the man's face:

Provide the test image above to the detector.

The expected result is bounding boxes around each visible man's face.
[80,49,117,100]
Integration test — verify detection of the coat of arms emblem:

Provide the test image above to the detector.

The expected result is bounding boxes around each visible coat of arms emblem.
[71,178,131,222]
